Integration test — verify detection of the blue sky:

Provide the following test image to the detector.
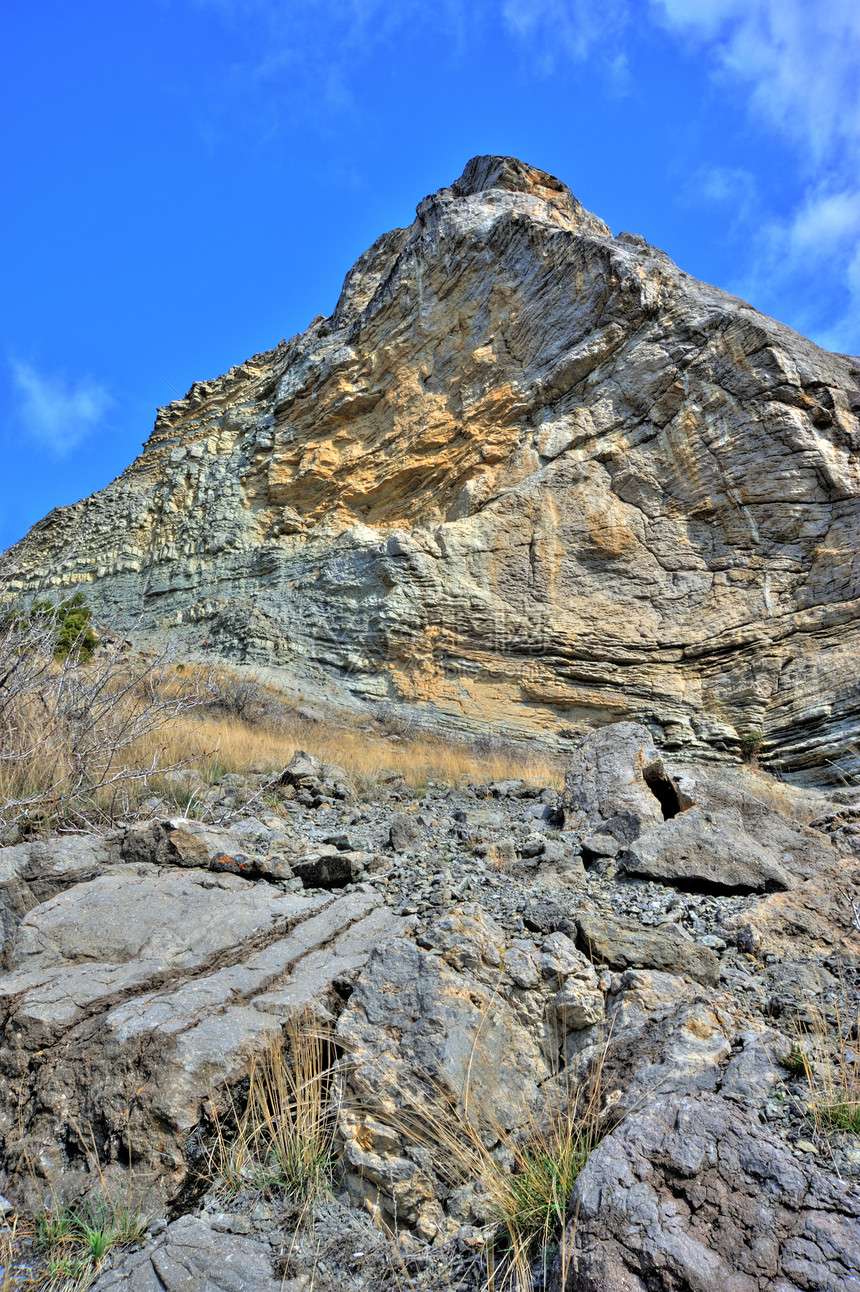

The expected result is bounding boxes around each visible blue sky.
[2,0,859,551]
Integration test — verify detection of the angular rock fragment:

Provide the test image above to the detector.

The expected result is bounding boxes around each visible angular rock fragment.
[580,969,736,1119]
[93,1216,283,1292]
[575,910,720,986]
[720,860,860,961]
[0,833,118,948]
[388,812,420,853]
[278,750,353,804]
[673,768,839,881]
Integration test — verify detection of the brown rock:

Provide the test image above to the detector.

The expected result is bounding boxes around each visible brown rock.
[575,910,720,986]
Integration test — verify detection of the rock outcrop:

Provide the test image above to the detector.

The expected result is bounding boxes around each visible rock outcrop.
[0,828,408,1212]
[552,1093,860,1292]
[0,728,858,1286]
[7,156,860,779]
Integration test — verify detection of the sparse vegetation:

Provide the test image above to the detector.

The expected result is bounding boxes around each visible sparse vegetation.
[740,730,765,762]
[0,593,216,834]
[780,1041,811,1079]
[209,1011,337,1206]
[158,703,563,804]
[794,1003,860,1138]
[485,1103,598,1282]
[340,1022,607,1290]
[14,592,99,663]
[35,1200,146,1289]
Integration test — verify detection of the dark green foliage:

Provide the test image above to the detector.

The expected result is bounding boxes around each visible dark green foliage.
[25,591,98,661]
[740,730,765,762]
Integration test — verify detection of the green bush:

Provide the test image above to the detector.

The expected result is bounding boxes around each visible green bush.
[740,730,765,762]
[27,591,98,661]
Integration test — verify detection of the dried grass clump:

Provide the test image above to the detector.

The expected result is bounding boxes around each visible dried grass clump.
[794,1001,860,1137]
[209,1011,338,1206]
[343,1038,607,1290]
[0,572,561,835]
[0,1215,39,1292]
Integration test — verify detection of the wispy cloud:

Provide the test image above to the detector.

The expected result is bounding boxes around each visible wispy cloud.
[10,361,113,456]
[651,0,860,353]
[501,0,629,69]
[652,0,860,164]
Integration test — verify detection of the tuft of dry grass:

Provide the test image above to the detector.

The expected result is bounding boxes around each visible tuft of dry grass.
[205,1006,603,1290]
[209,1011,338,1205]
[794,1001,860,1137]
[341,1021,607,1291]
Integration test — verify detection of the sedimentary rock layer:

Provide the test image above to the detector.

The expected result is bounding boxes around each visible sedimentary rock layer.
[8,155,860,778]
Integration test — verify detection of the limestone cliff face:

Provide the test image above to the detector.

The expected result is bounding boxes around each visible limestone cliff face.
[8,156,860,778]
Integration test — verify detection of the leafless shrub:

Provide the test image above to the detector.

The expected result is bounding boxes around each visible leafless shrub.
[373,701,420,741]
[0,587,216,834]
[204,676,279,728]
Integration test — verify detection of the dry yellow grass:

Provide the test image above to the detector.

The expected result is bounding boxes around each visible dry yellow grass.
[793,1000,860,1137]
[156,707,564,795]
[0,632,563,834]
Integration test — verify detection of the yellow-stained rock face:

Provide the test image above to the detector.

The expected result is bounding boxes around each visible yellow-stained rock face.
[7,155,860,779]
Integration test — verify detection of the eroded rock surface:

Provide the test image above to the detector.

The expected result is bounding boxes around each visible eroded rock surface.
[0,728,858,1286]
[8,157,860,778]
[0,840,408,1211]
[93,1216,286,1292]
[553,1094,860,1292]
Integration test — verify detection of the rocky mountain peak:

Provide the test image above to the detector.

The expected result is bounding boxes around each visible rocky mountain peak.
[7,159,860,780]
[449,153,612,233]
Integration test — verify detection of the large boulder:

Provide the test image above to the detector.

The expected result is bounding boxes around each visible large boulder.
[552,1093,860,1292]
[563,722,840,894]
[673,767,839,882]
[567,966,789,1124]
[0,862,408,1211]
[561,724,677,843]
[619,805,795,894]
[720,859,860,962]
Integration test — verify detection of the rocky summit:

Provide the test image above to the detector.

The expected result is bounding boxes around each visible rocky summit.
[7,155,860,780]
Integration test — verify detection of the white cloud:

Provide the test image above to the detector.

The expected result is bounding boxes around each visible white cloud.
[789,189,860,253]
[10,362,112,456]
[651,0,860,165]
[651,0,860,353]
